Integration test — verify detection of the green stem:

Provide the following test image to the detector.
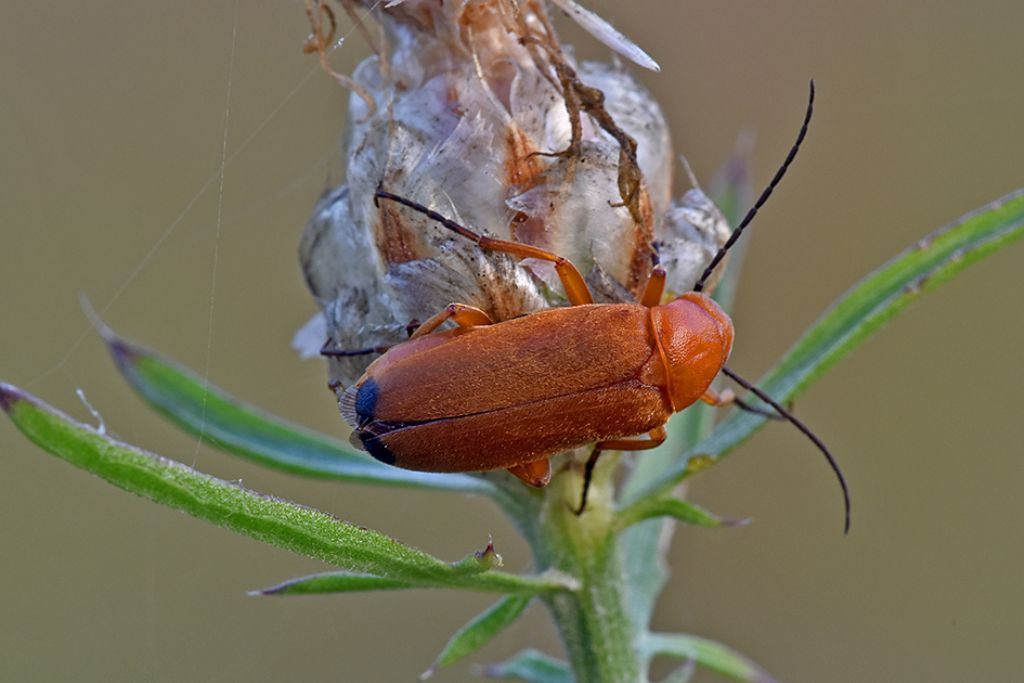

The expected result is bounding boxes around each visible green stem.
[531,456,642,682]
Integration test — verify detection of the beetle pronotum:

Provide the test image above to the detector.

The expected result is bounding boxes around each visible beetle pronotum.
[332,81,851,532]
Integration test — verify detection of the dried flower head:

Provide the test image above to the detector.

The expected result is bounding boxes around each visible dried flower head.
[295,0,730,390]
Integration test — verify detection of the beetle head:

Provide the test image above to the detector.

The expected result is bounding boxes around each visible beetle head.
[653,293,734,412]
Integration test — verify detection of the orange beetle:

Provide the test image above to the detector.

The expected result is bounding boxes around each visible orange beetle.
[335,83,850,530]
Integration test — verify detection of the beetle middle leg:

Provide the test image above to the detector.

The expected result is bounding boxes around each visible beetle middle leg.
[324,306,489,357]
[409,303,494,339]
[575,426,668,515]
[375,190,595,306]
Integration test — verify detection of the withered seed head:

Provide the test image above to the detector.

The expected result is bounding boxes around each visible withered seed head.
[296,0,730,388]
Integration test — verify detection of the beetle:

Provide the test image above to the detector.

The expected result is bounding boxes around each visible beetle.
[333,82,850,531]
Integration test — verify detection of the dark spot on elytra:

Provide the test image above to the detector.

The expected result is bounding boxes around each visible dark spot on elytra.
[360,433,396,465]
[356,378,379,424]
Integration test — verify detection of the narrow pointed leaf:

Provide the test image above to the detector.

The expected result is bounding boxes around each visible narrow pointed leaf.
[256,567,576,596]
[421,594,532,679]
[102,330,495,495]
[255,572,413,595]
[645,633,776,683]
[632,188,1024,502]
[480,648,573,683]
[617,495,749,531]
[660,659,697,683]
[0,384,575,595]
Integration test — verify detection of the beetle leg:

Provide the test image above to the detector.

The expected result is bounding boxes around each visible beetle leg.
[320,340,393,357]
[701,388,735,406]
[506,458,552,488]
[471,237,595,306]
[594,426,668,453]
[639,267,667,307]
[575,426,668,515]
[320,317,422,357]
[573,446,604,515]
[409,303,494,339]
[702,388,787,420]
[375,190,595,306]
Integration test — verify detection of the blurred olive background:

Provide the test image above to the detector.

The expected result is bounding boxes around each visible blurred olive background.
[2,1,1022,681]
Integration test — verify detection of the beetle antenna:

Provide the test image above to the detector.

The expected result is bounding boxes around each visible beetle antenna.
[374,187,484,244]
[720,365,850,534]
[693,80,815,293]
[732,396,786,420]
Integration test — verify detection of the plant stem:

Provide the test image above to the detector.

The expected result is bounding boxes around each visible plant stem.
[531,456,642,682]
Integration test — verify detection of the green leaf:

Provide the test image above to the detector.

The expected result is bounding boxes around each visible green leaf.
[659,660,697,683]
[254,572,414,595]
[421,594,532,679]
[644,633,776,683]
[479,648,573,683]
[0,383,577,595]
[634,188,1024,502]
[616,495,749,531]
[102,329,496,495]
[256,564,575,597]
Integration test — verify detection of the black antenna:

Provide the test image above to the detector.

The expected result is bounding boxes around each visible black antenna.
[375,188,481,243]
[721,365,850,534]
[694,80,815,293]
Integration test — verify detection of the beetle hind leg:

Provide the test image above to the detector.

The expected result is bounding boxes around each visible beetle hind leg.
[507,458,552,488]
[575,426,668,514]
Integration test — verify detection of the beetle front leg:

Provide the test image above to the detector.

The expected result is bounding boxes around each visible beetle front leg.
[575,426,668,515]
[702,388,786,421]
[409,303,494,339]
[701,388,735,407]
